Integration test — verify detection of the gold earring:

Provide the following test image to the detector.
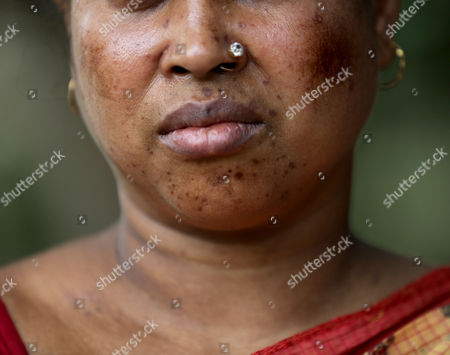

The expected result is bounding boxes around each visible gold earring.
[379,41,406,90]
[68,79,80,114]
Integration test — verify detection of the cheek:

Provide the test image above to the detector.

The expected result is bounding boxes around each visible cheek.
[78,30,158,101]
[73,21,164,160]
[252,5,376,171]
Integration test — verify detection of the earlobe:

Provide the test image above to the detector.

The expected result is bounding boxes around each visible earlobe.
[372,0,402,69]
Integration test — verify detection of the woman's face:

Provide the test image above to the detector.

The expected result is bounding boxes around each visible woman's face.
[71,0,377,231]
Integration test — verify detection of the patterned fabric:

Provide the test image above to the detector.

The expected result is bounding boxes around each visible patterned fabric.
[253,267,450,355]
[384,305,450,355]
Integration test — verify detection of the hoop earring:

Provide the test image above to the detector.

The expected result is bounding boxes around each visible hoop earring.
[68,79,80,114]
[379,41,406,90]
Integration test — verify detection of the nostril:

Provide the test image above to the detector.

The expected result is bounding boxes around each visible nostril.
[172,66,189,75]
[215,62,237,73]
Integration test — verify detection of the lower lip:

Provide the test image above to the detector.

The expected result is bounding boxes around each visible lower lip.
[159,122,264,158]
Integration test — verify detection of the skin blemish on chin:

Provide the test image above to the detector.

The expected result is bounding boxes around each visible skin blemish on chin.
[234,172,244,180]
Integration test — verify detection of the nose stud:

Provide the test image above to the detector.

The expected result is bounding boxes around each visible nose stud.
[228,42,245,58]
[219,42,245,72]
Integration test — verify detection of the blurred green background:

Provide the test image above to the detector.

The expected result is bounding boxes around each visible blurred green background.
[0,0,448,266]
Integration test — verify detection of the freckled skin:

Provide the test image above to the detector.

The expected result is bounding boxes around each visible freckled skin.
[71,0,378,233]
[2,1,434,355]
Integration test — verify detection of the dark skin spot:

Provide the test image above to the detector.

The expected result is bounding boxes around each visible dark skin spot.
[228,169,232,173]
[252,159,260,165]
[234,172,243,180]
[289,162,296,169]
[163,19,170,28]
[262,80,270,86]
[268,109,277,117]
[309,19,354,82]
[280,190,289,201]
[197,207,203,211]
[313,14,323,24]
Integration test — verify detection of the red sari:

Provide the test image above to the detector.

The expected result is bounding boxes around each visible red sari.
[0,268,449,355]
[0,299,27,355]
[253,267,450,354]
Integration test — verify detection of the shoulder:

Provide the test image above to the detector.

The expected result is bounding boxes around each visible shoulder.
[0,225,117,353]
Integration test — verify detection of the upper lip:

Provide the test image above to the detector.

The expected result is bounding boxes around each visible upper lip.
[158,99,264,135]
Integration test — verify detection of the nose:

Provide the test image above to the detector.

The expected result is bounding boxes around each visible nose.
[159,4,247,79]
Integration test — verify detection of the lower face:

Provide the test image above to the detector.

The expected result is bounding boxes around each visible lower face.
[71,0,377,231]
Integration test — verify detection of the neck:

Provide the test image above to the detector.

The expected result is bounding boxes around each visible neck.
[114,156,362,339]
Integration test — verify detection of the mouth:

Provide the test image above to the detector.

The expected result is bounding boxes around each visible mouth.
[157,99,265,159]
